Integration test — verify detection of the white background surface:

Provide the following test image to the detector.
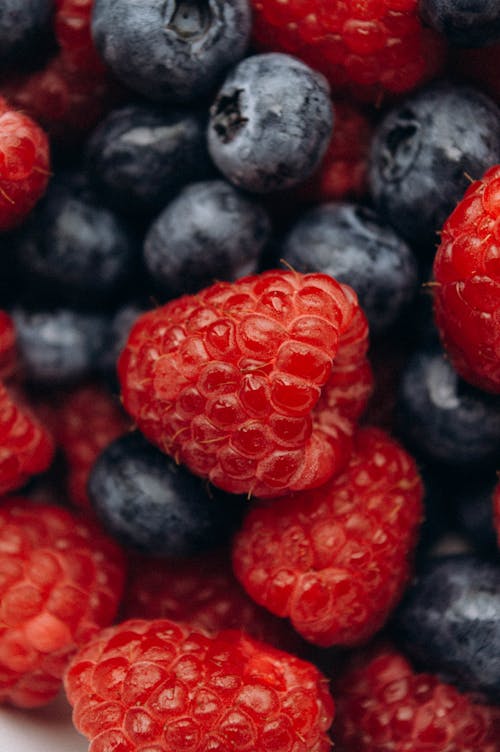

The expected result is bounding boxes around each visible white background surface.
[0,691,87,751]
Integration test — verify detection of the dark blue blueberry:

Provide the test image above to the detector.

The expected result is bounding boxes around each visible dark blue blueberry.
[88,431,244,556]
[419,0,500,47]
[207,53,333,193]
[100,302,149,387]
[91,0,251,103]
[12,171,140,309]
[369,82,500,251]
[0,0,53,69]
[85,103,213,217]
[281,202,418,334]
[143,180,271,298]
[454,474,499,558]
[11,308,108,386]
[394,554,500,701]
[396,343,500,468]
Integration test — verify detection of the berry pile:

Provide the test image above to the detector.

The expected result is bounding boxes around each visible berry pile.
[1,1,500,751]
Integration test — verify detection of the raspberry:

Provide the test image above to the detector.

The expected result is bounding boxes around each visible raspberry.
[0,498,126,708]
[65,618,335,752]
[123,549,303,652]
[433,164,500,393]
[54,382,130,512]
[0,310,16,380]
[0,97,50,232]
[331,643,500,751]
[0,382,54,496]
[232,426,423,647]
[118,270,372,498]
[251,0,446,102]
[54,0,107,75]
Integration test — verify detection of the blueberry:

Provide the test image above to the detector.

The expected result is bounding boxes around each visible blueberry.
[207,53,333,193]
[85,103,213,217]
[91,0,251,103]
[454,474,499,557]
[419,0,500,47]
[100,302,149,387]
[369,82,500,251]
[396,343,500,468]
[13,171,140,309]
[144,180,271,298]
[394,554,500,701]
[88,431,244,556]
[0,0,53,69]
[11,308,108,386]
[281,202,418,334]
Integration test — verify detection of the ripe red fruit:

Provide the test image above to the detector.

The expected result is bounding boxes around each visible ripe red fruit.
[54,0,107,75]
[65,618,335,752]
[0,311,16,380]
[0,498,126,707]
[232,427,423,647]
[0,97,50,231]
[331,643,500,751]
[433,164,500,393]
[118,270,372,498]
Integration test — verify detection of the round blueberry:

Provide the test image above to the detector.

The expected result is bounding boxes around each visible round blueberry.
[208,53,333,193]
[13,171,140,309]
[11,308,108,386]
[394,554,500,701]
[369,82,500,251]
[91,0,252,103]
[85,103,213,217]
[144,180,271,298]
[419,0,500,47]
[396,343,500,468]
[88,431,244,556]
[281,202,418,334]
[0,0,53,68]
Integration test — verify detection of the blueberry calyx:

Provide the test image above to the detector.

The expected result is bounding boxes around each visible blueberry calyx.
[164,0,213,41]
[211,89,248,143]
[380,108,422,183]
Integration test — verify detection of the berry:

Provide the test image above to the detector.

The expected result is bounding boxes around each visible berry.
[251,0,446,103]
[0,382,54,495]
[332,643,500,751]
[396,342,500,468]
[144,180,271,299]
[394,554,500,701]
[369,82,500,251]
[11,308,109,386]
[54,382,130,511]
[0,0,53,68]
[232,427,423,647]
[88,432,245,556]
[123,548,302,651]
[419,0,500,47]
[0,497,126,708]
[99,302,148,387]
[0,97,50,232]
[281,202,418,334]
[65,618,335,752]
[54,0,106,75]
[208,53,333,194]
[118,270,372,498]
[433,164,500,393]
[85,102,212,218]
[0,310,16,379]
[92,0,252,103]
[13,170,139,308]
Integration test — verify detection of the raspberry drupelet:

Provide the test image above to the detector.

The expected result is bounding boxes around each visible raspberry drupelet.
[118,270,373,498]
[433,164,500,393]
[232,427,423,647]
[65,618,335,752]
[0,498,126,708]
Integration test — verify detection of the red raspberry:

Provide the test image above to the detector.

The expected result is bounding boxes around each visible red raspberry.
[54,382,130,511]
[54,0,107,75]
[433,164,500,393]
[0,311,16,380]
[232,426,423,647]
[118,270,372,498]
[251,0,446,102]
[0,382,55,496]
[123,549,303,653]
[0,97,50,231]
[65,618,335,752]
[0,498,126,708]
[331,643,500,751]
